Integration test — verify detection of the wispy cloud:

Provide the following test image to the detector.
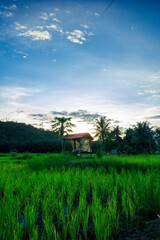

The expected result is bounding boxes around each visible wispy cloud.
[94,12,100,17]
[0,11,13,17]
[46,24,58,30]
[4,4,17,10]
[40,12,49,20]
[15,22,27,30]
[0,87,40,100]
[50,109,101,123]
[145,90,159,94]
[80,24,89,29]
[66,30,86,44]
[46,24,63,33]
[0,4,17,17]
[145,115,160,120]
[50,111,68,116]
[53,18,61,23]
[18,30,51,40]
[36,26,44,29]
[40,12,55,20]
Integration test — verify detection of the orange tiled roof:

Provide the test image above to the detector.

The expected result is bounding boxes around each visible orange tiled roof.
[62,132,93,140]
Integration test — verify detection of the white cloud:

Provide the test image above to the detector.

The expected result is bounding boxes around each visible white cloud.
[46,24,63,33]
[23,55,27,59]
[80,24,89,29]
[18,30,51,40]
[49,13,55,17]
[36,26,44,29]
[40,12,56,20]
[137,92,144,95]
[95,12,100,17]
[15,22,27,30]
[145,90,158,94]
[40,12,48,20]
[67,36,83,44]
[88,32,94,36]
[66,30,86,44]
[46,24,57,30]
[52,59,56,62]
[0,87,39,100]
[4,4,17,10]
[140,85,150,88]
[54,8,60,11]
[150,76,160,80]
[5,12,13,17]
[66,10,70,14]
[151,95,160,98]
[53,18,61,23]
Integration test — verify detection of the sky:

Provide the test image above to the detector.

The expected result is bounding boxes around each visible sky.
[0,0,160,134]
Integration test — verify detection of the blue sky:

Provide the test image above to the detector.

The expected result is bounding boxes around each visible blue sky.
[0,0,160,133]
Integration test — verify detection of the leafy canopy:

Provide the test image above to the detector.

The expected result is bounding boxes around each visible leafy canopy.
[51,117,75,137]
[94,116,111,141]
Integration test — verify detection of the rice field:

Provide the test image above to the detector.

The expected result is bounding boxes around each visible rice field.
[0,153,160,240]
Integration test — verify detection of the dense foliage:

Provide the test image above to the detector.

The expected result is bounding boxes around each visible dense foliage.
[94,118,160,155]
[0,120,160,154]
[51,117,75,136]
[0,121,72,153]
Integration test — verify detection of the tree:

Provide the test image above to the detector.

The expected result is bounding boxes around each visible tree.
[154,127,160,152]
[124,121,155,154]
[133,121,154,154]
[110,126,123,153]
[110,126,122,141]
[51,117,76,137]
[51,117,76,152]
[94,116,111,154]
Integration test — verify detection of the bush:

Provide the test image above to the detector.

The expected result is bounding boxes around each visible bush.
[96,149,103,158]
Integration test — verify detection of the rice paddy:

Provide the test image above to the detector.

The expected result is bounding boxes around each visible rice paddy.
[0,153,160,239]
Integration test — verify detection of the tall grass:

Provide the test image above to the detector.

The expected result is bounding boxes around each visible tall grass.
[0,154,159,239]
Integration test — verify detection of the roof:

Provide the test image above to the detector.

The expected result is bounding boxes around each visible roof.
[62,132,93,140]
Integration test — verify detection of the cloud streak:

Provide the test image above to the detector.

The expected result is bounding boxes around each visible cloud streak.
[0,87,40,100]
[18,30,51,40]
[50,109,101,123]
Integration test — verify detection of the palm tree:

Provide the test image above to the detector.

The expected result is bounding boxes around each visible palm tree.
[51,117,76,152]
[133,121,154,154]
[94,116,111,154]
[51,117,76,137]
[111,125,122,142]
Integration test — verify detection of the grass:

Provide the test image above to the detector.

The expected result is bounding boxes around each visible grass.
[0,153,160,239]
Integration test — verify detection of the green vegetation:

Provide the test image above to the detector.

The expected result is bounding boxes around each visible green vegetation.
[0,121,72,153]
[0,120,160,155]
[51,117,76,137]
[0,153,160,239]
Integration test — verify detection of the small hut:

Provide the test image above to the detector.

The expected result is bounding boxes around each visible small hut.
[62,132,93,154]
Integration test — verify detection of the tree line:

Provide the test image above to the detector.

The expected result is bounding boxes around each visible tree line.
[94,117,160,154]
[0,117,160,154]
[51,116,160,155]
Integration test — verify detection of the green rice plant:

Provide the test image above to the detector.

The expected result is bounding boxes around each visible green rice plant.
[69,210,81,240]
[0,153,160,240]
[82,206,90,240]
[43,215,53,240]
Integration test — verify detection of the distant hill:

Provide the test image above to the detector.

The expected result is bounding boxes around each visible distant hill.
[0,121,59,142]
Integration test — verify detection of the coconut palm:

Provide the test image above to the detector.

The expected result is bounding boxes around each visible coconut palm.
[94,116,111,154]
[133,121,154,154]
[111,125,122,142]
[124,121,154,154]
[51,117,75,137]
